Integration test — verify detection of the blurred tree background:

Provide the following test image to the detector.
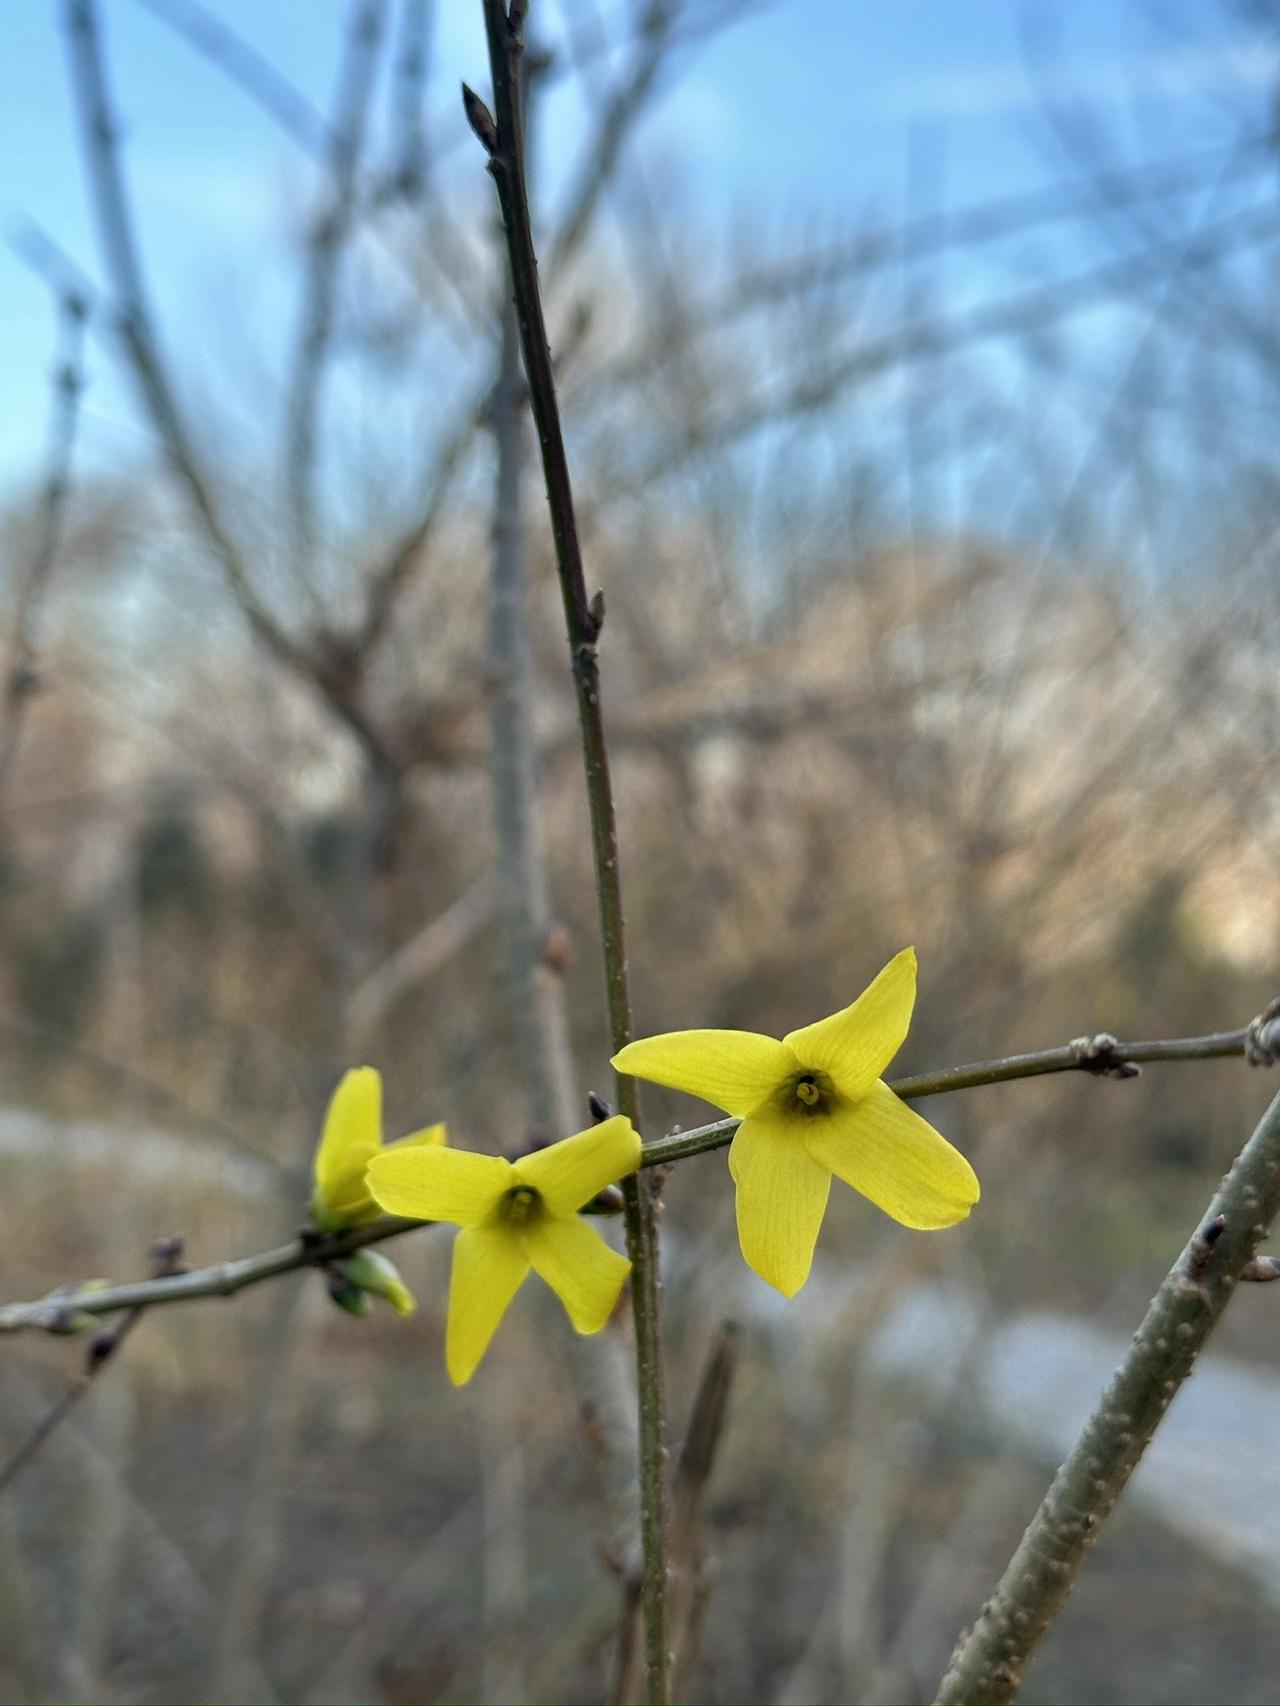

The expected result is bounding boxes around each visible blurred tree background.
[2,2,1280,1703]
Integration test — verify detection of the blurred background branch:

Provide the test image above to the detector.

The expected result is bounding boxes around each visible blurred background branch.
[3,0,1280,1700]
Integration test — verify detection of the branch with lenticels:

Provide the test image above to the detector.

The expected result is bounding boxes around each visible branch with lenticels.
[4,1003,1276,1337]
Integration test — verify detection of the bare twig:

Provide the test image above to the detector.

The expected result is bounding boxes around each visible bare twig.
[0,1236,185,1495]
[0,1005,290,1176]
[4,1009,1275,1335]
[612,201,1280,485]
[62,0,286,656]
[483,87,640,1580]
[207,1276,309,1703]
[347,875,496,1038]
[385,0,431,200]
[130,0,328,150]
[0,288,88,806]
[698,133,1272,332]
[669,1320,739,1697]
[486,61,579,1143]
[613,1316,740,1704]
[282,0,388,603]
[299,1493,481,1703]
[0,1217,425,1336]
[546,0,681,282]
[641,1016,1277,1167]
[3,1362,282,1702]
[472,4,671,1695]
[61,0,395,773]
[356,385,490,658]
[933,1084,1280,1705]
[130,0,457,317]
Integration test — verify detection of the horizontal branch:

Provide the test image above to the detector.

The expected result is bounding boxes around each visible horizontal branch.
[639,1015,1278,1167]
[0,1234,185,1492]
[0,1216,423,1335]
[3,1010,1275,1335]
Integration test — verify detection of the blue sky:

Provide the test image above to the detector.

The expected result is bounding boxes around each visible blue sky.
[0,0,1270,498]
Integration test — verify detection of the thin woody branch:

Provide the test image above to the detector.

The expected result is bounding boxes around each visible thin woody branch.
[132,0,329,151]
[0,286,87,806]
[473,3,671,1699]
[640,1008,1280,1167]
[0,1236,186,1494]
[669,1319,739,1695]
[62,0,294,661]
[613,1316,740,1703]
[282,0,387,605]
[385,0,430,200]
[481,67,638,1578]
[61,0,397,776]
[546,0,682,283]
[2,1007,1276,1336]
[0,1217,425,1336]
[933,1083,1280,1705]
[615,200,1280,487]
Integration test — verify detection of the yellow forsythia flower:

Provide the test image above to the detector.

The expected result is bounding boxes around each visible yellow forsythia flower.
[311,1066,446,1232]
[612,948,979,1298]
[367,1116,641,1385]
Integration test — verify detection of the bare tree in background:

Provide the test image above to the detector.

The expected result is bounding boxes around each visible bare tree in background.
[2,2,1280,1702]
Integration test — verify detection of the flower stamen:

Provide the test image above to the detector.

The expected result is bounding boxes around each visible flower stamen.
[795,1075,821,1108]
[503,1185,540,1226]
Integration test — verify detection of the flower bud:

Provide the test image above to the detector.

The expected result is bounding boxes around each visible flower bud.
[338,1249,416,1318]
[43,1279,111,1334]
[581,1183,626,1216]
[48,1309,104,1336]
[326,1273,373,1318]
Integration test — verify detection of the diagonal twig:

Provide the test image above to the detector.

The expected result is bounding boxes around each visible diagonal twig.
[282,0,388,604]
[0,1236,186,1495]
[60,0,396,774]
[0,287,88,808]
[669,1320,739,1697]
[613,1315,740,1704]
[933,1085,1280,1704]
[546,0,682,283]
[130,0,328,150]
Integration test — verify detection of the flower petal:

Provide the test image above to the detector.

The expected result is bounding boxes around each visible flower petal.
[367,1144,512,1228]
[383,1122,448,1154]
[522,1213,632,1334]
[313,1067,382,1225]
[804,1080,979,1230]
[783,947,917,1099]
[728,1115,831,1297]
[514,1116,641,1215]
[446,1226,529,1385]
[612,1030,795,1116]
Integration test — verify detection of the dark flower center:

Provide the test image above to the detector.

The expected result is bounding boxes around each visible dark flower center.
[502,1185,541,1226]
[790,1071,832,1115]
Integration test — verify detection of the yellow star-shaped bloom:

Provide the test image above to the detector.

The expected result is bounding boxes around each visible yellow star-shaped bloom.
[612,947,979,1297]
[367,1116,641,1385]
[311,1066,446,1232]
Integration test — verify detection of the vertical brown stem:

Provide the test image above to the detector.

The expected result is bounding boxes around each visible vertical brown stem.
[470,5,670,1698]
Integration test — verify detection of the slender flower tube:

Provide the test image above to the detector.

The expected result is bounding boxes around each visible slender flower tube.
[367,1115,641,1384]
[613,948,979,1297]
[311,1066,446,1232]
